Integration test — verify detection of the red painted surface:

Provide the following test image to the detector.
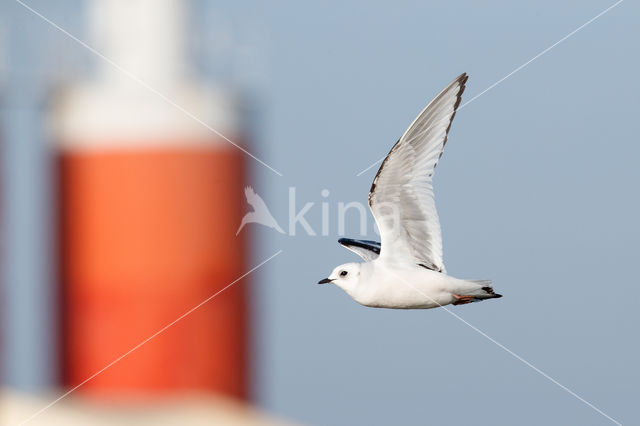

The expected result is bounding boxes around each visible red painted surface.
[59,146,247,398]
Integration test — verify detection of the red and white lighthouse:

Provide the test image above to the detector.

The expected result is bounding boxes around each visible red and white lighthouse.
[53,0,249,399]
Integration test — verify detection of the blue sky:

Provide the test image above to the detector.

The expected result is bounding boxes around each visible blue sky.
[2,1,637,425]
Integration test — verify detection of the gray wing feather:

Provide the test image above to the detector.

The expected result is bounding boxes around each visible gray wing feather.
[368,73,468,273]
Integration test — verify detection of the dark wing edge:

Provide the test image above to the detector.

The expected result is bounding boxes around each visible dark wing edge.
[338,238,381,262]
[369,72,468,200]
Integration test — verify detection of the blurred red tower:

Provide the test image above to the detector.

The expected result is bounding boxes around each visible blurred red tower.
[53,0,248,398]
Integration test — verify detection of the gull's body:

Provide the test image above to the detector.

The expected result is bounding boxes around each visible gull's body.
[332,259,494,309]
[319,73,502,309]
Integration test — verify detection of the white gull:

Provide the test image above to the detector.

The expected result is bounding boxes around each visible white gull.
[319,73,502,309]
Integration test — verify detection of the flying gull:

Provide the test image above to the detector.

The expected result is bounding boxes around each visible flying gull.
[319,73,502,309]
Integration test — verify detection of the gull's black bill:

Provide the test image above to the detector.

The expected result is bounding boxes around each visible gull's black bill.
[318,278,333,284]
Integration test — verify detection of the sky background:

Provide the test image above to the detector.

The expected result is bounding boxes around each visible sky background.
[2,1,638,425]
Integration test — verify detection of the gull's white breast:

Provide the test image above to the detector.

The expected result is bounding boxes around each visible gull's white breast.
[354,261,460,309]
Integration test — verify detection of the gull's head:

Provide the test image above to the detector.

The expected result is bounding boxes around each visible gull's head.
[318,263,361,291]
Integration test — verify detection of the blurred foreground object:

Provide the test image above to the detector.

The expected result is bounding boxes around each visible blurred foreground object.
[0,389,296,426]
[53,0,248,396]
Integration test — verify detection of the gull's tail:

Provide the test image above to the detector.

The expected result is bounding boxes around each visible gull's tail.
[452,280,502,305]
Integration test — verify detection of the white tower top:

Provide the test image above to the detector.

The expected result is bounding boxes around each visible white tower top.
[90,0,186,89]
[53,0,240,150]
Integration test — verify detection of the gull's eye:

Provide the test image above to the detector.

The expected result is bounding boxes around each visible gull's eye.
[340,270,348,277]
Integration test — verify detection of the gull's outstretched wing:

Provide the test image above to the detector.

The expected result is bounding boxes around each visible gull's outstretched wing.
[338,238,380,262]
[368,73,467,273]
